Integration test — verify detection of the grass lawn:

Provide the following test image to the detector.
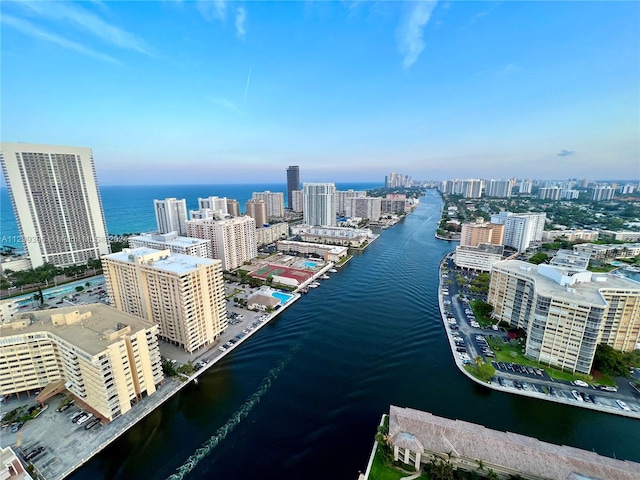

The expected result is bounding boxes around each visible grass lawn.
[369,446,428,480]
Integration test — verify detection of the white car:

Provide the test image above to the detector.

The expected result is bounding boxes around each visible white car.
[616,400,631,411]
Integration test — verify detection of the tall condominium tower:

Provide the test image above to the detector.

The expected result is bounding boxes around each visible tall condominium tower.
[245,199,268,227]
[103,248,227,353]
[303,183,336,227]
[198,196,229,216]
[252,191,284,218]
[286,166,300,210]
[154,197,188,235]
[491,211,546,252]
[460,219,504,247]
[186,216,257,271]
[0,142,110,267]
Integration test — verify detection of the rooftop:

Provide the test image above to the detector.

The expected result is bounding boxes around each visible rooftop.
[492,260,640,306]
[103,248,220,275]
[129,232,210,247]
[0,303,156,357]
[389,406,640,480]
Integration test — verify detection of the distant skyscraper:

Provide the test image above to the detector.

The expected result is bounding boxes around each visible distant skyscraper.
[154,198,188,235]
[303,183,336,226]
[286,166,300,210]
[484,179,512,198]
[0,142,110,267]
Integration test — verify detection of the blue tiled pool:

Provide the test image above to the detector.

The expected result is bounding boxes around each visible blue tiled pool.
[271,291,293,305]
[303,261,317,268]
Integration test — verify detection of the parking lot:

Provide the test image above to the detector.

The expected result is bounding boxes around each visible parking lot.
[439,254,640,419]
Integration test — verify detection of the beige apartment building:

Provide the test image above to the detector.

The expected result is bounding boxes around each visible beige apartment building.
[460,219,504,247]
[186,216,257,271]
[0,304,163,422]
[488,260,640,374]
[245,199,268,227]
[102,248,227,353]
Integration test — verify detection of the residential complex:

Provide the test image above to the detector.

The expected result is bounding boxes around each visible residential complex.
[541,229,600,242]
[293,225,373,248]
[252,191,284,218]
[154,197,188,235]
[385,172,411,188]
[276,240,348,263]
[186,216,257,271]
[128,232,211,258]
[336,189,367,216]
[344,196,381,221]
[459,219,504,247]
[102,248,227,353]
[255,223,289,246]
[388,405,640,479]
[0,142,110,268]
[291,190,303,213]
[592,185,615,201]
[286,165,300,210]
[490,211,546,252]
[454,244,505,272]
[303,183,336,227]
[484,179,512,198]
[0,304,163,422]
[488,260,640,374]
[245,199,268,227]
[380,194,407,215]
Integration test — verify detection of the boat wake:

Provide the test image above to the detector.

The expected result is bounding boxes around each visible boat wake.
[166,342,301,480]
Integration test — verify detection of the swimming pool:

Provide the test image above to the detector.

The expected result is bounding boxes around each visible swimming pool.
[303,261,317,268]
[271,291,293,305]
[12,276,105,306]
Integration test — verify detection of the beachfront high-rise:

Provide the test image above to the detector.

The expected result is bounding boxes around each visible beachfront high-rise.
[186,216,257,271]
[303,183,336,227]
[154,198,188,235]
[490,211,546,252]
[488,260,640,374]
[102,248,227,353]
[0,304,163,422]
[245,199,268,227]
[286,166,300,210]
[0,142,110,268]
[252,191,284,218]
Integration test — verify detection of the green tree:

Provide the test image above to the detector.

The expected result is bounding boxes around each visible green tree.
[528,252,548,265]
[593,344,630,377]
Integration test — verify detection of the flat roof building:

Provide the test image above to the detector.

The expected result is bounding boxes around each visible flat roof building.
[186,216,257,271]
[454,244,504,272]
[286,166,300,210]
[0,304,163,422]
[129,232,211,258]
[102,248,227,353]
[154,197,187,236]
[488,260,640,373]
[303,183,336,227]
[460,219,504,247]
[1,143,110,268]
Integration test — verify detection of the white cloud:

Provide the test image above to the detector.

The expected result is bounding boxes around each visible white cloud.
[235,6,247,39]
[1,14,121,65]
[197,0,227,21]
[397,0,439,71]
[18,1,152,56]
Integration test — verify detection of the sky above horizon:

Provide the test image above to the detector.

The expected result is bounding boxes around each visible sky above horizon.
[1,0,639,185]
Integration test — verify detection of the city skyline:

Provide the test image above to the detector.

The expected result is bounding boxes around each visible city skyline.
[2,1,638,184]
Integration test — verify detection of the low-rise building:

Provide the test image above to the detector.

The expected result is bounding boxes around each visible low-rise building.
[129,232,211,258]
[454,244,504,272]
[293,225,373,248]
[541,229,599,242]
[0,304,163,422]
[276,240,348,263]
[255,223,289,246]
[573,243,640,261]
[387,405,640,479]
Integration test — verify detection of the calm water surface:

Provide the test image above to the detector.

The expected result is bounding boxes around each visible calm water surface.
[58,190,640,479]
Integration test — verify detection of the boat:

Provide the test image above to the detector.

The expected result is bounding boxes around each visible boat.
[320,275,330,280]
[308,283,319,288]
[329,269,337,273]
[624,266,640,273]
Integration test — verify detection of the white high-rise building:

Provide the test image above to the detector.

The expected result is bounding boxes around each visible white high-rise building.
[0,142,110,268]
[491,211,546,252]
[154,197,188,235]
[252,191,284,218]
[198,196,229,216]
[186,216,257,271]
[103,248,227,353]
[345,197,381,220]
[129,232,211,258]
[484,179,512,198]
[303,183,336,226]
[518,179,533,194]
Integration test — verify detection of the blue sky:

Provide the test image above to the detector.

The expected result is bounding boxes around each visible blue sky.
[1,0,639,184]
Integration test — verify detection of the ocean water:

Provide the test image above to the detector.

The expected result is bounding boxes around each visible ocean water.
[0,182,382,250]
